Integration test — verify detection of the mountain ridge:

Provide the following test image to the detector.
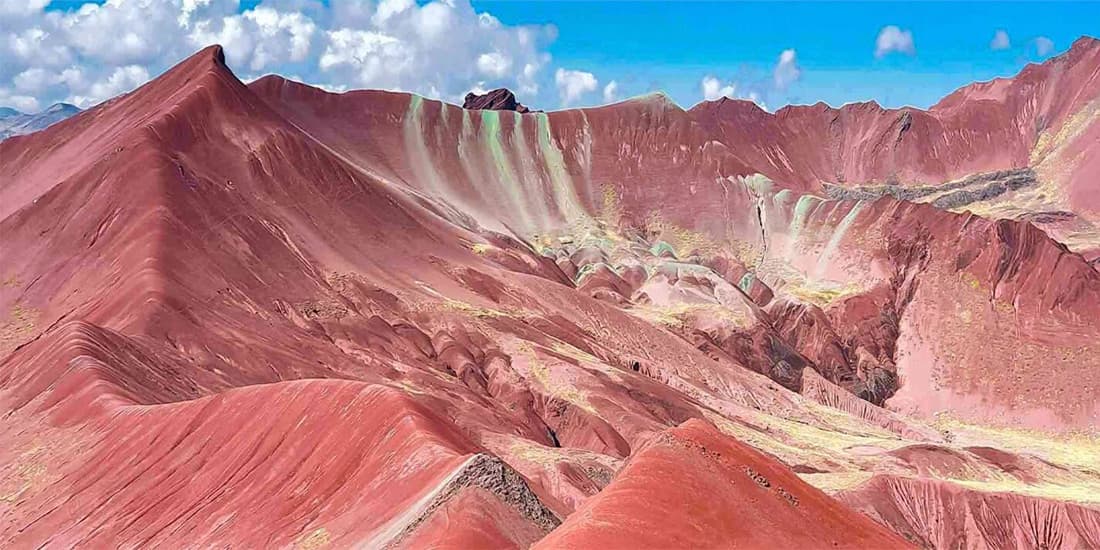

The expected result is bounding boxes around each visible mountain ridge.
[0,102,80,140]
[2,38,1099,549]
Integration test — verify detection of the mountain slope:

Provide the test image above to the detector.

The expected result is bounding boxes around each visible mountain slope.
[2,43,1099,548]
[690,36,1100,191]
[249,37,1100,259]
[533,419,914,549]
[247,42,1100,430]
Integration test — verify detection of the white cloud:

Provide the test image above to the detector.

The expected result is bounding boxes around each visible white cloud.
[241,7,317,70]
[0,90,40,112]
[84,65,150,105]
[13,68,54,94]
[745,92,767,112]
[773,48,800,89]
[373,0,414,26]
[990,30,1011,50]
[1035,36,1055,56]
[700,75,768,110]
[0,0,49,18]
[476,51,512,78]
[875,25,915,58]
[602,80,618,103]
[701,75,735,101]
[413,2,453,41]
[0,0,557,109]
[555,68,597,106]
[518,62,539,95]
[467,81,490,96]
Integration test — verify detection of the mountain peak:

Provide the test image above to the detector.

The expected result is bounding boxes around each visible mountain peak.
[122,43,248,115]
[210,44,226,65]
[462,88,532,113]
[1070,35,1100,51]
[45,103,79,114]
[175,44,230,76]
[620,91,683,112]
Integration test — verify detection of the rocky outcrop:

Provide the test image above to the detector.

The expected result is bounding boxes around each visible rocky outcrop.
[822,167,1037,207]
[462,88,533,113]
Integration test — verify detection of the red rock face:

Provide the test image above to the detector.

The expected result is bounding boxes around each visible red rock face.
[533,419,915,549]
[689,37,1100,191]
[2,42,1099,548]
[838,475,1100,549]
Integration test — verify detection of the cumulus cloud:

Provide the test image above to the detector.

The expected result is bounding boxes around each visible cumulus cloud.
[555,68,597,106]
[773,49,801,89]
[875,25,915,58]
[83,65,151,107]
[602,80,618,103]
[0,90,40,112]
[990,30,1011,50]
[476,51,512,78]
[699,75,767,110]
[701,76,735,101]
[743,92,766,111]
[0,0,556,111]
[1035,36,1055,56]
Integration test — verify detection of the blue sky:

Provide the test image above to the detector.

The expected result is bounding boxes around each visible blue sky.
[13,1,1099,112]
[468,1,1098,109]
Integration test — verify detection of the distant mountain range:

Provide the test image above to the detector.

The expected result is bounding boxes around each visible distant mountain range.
[0,102,80,140]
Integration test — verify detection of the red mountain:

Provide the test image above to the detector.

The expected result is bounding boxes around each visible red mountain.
[692,37,1100,191]
[1,41,1098,548]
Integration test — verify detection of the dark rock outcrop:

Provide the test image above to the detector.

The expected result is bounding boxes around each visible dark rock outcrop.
[463,88,533,113]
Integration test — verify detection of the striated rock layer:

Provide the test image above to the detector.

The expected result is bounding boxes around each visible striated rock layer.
[1,41,1099,548]
[839,475,1100,549]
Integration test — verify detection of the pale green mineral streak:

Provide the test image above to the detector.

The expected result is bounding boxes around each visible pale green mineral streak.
[744,175,773,242]
[769,189,792,241]
[537,112,584,224]
[773,189,792,209]
[403,95,444,195]
[435,101,451,145]
[650,240,676,258]
[784,194,820,259]
[814,201,865,279]
[578,111,593,190]
[510,113,555,228]
[457,109,488,207]
[743,173,773,196]
[738,272,755,292]
[482,110,534,229]
[457,108,475,170]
